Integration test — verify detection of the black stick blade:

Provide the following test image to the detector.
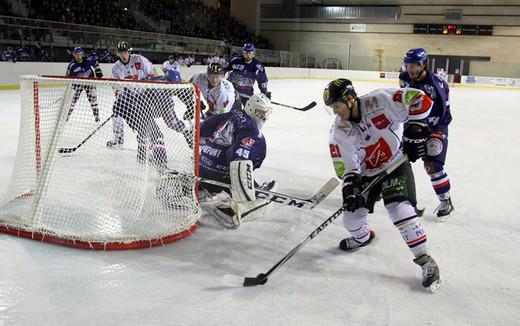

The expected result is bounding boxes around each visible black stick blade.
[243,273,268,287]
[58,147,76,153]
[300,101,317,111]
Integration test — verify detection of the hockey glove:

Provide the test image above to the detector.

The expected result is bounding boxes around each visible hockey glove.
[403,122,431,162]
[342,173,365,212]
[265,91,272,100]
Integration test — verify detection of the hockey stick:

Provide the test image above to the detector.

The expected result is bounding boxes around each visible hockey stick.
[271,100,317,112]
[243,155,408,287]
[58,114,113,153]
[162,171,339,210]
[238,93,317,112]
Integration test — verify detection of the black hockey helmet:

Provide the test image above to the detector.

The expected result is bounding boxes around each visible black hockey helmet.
[117,41,130,53]
[207,62,224,75]
[323,78,357,106]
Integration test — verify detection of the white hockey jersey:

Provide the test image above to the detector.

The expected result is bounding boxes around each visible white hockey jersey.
[162,60,181,73]
[329,88,432,178]
[190,72,236,115]
[112,54,153,80]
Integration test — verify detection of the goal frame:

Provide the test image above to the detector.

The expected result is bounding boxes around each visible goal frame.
[0,75,203,250]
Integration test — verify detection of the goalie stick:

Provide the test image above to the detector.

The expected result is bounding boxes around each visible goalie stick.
[58,115,113,153]
[242,155,408,287]
[162,171,339,210]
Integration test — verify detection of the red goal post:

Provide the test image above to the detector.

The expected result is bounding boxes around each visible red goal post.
[0,75,202,250]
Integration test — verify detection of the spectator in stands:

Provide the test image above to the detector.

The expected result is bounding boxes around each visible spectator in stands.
[32,42,50,61]
[0,17,8,39]
[17,0,274,62]
[36,0,143,31]
[99,48,116,63]
[2,47,17,62]
[16,43,31,61]
[88,48,99,62]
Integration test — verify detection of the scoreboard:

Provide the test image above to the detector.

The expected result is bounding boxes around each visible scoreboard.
[413,24,493,36]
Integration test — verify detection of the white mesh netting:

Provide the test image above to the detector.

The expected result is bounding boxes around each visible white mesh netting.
[0,75,202,249]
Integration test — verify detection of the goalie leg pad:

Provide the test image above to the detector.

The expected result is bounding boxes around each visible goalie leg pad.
[230,160,256,203]
[210,181,278,228]
[209,198,242,229]
[239,180,278,223]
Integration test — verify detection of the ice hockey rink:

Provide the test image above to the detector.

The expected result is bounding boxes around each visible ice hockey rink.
[1,79,519,326]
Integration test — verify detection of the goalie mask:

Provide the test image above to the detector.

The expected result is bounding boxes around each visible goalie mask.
[244,94,272,129]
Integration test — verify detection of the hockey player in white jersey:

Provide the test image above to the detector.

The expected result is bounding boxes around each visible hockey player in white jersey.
[189,62,235,119]
[323,78,441,291]
[162,54,182,81]
[107,41,153,147]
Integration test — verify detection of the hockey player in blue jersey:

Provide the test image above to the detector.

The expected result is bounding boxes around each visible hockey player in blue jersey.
[65,47,103,122]
[198,94,273,226]
[399,48,454,218]
[1,47,16,62]
[225,43,270,109]
[111,69,191,168]
[199,93,270,182]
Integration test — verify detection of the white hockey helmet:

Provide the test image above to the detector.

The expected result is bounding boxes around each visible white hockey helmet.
[244,94,273,128]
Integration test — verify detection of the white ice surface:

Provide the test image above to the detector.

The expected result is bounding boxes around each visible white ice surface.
[1,81,520,326]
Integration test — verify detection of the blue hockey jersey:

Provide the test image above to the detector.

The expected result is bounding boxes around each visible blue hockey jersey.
[399,70,452,130]
[199,109,267,180]
[66,58,103,78]
[225,56,268,96]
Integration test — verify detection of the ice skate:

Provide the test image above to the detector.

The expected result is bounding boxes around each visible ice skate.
[339,230,375,251]
[435,197,454,219]
[106,137,124,148]
[414,205,425,217]
[413,254,441,292]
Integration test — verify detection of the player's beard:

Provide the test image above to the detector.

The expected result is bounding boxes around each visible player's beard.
[408,67,426,81]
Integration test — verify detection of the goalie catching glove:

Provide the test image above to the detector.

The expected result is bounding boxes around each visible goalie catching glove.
[403,122,431,162]
[342,173,365,212]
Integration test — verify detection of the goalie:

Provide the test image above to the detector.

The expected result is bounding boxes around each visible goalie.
[198,93,274,227]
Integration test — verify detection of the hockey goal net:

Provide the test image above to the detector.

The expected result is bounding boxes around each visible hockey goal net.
[0,75,202,249]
